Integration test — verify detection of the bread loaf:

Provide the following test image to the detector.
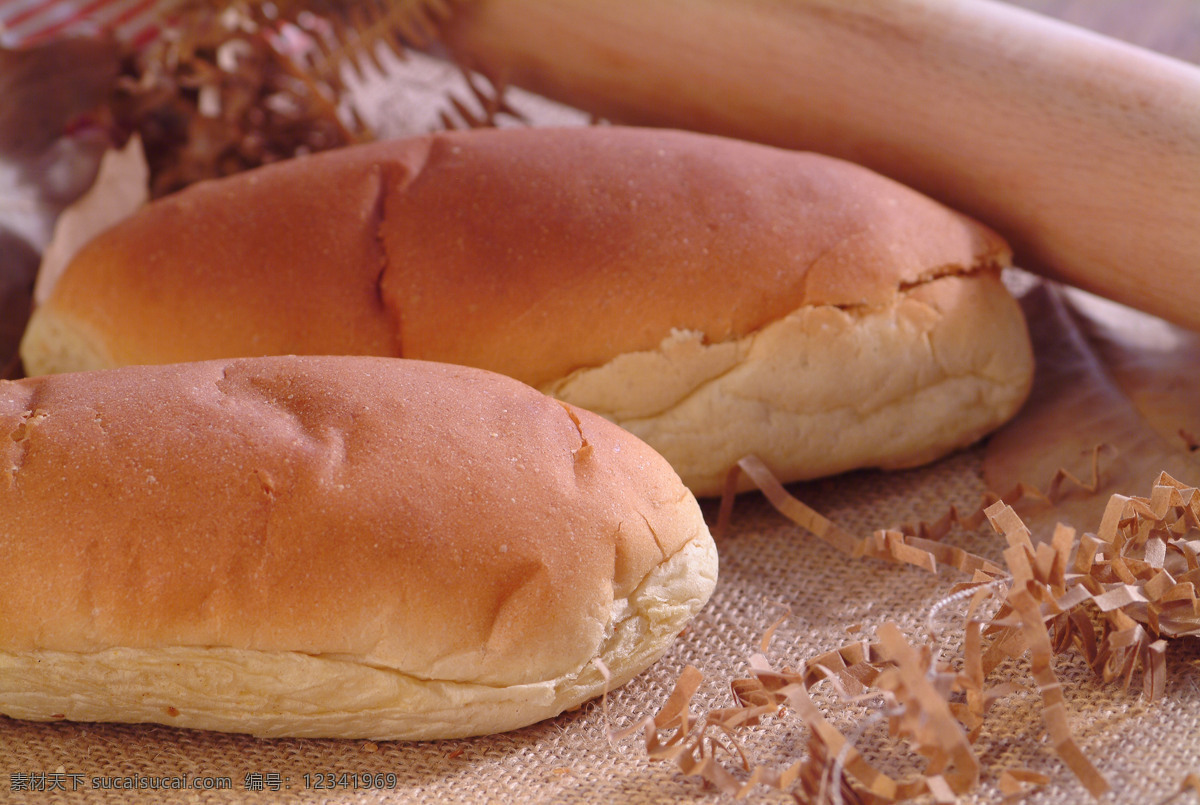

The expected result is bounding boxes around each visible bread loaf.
[0,355,717,739]
[21,126,1034,495]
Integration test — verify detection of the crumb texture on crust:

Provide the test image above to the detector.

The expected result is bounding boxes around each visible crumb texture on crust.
[544,272,1034,497]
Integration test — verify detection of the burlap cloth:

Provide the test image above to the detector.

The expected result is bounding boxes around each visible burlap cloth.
[4,443,1198,805]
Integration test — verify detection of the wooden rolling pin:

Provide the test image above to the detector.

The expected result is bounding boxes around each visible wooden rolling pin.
[443,0,1200,330]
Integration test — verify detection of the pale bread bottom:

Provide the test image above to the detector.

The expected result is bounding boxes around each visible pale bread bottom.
[0,531,717,740]
[19,308,114,377]
[543,272,1033,497]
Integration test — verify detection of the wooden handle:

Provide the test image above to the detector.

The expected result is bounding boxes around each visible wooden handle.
[445,0,1200,329]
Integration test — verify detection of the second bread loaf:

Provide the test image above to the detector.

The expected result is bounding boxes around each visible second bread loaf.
[21,126,1034,494]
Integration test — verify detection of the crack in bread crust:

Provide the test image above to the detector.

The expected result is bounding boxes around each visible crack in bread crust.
[544,271,1034,496]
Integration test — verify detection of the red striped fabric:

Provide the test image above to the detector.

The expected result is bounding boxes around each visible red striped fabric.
[0,0,180,48]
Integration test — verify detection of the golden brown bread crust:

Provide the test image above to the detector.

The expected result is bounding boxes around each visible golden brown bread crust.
[0,356,717,738]
[22,126,1011,387]
[379,128,1011,385]
[29,143,406,367]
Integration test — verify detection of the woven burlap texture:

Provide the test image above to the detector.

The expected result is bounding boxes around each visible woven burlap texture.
[3,446,1198,805]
